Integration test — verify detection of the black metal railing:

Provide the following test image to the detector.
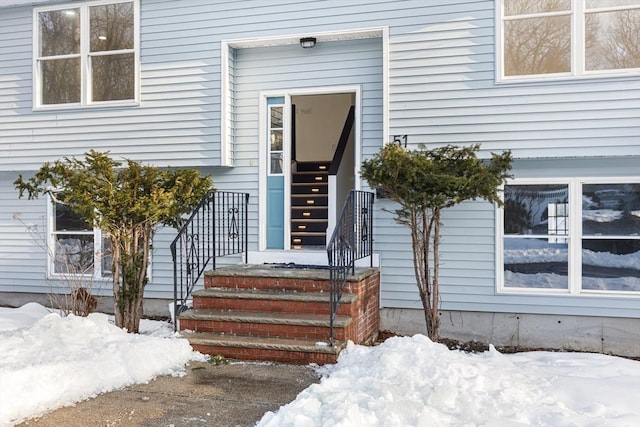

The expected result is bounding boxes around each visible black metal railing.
[328,105,355,175]
[327,190,374,345]
[170,191,249,330]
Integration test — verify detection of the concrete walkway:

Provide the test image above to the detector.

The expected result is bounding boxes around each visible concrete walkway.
[17,361,320,427]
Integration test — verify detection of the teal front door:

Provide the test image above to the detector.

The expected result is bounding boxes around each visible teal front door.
[266,97,286,249]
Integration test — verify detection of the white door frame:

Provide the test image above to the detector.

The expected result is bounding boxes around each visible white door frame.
[257,86,361,253]
[220,26,388,167]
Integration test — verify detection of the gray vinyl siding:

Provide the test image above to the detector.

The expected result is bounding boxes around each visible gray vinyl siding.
[0,173,49,293]
[3,0,638,171]
[385,2,640,158]
[1,0,638,316]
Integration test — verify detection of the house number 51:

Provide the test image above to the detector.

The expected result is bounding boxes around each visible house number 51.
[393,135,408,147]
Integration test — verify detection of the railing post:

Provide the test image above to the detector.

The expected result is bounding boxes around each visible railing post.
[212,192,217,271]
[369,192,374,267]
[244,193,249,264]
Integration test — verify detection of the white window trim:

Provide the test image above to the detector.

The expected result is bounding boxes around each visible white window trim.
[496,177,640,297]
[257,86,361,251]
[46,195,154,282]
[495,0,640,83]
[33,0,140,111]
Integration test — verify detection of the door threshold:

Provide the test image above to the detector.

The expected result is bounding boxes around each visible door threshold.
[248,250,328,266]
[248,251,380,267]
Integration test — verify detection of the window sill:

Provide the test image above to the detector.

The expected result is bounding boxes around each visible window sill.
[497,287,640,298]
[495,70,640,85]
[33,100,140,112]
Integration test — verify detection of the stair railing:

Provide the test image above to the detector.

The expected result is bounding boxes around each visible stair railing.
[328,105,355,175]
[170,190,249,330]
[327,189,374,345]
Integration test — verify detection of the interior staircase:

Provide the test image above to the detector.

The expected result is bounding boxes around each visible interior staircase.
[290,162,330,249]
[179,265,380,365]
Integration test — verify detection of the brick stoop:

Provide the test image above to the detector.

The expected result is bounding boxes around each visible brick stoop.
[179,264,380,365]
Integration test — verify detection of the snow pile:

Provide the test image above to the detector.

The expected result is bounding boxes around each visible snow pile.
[258,335,640,427]
[582,209,623,223]
[582,248,640,271]
[0,303,206,426]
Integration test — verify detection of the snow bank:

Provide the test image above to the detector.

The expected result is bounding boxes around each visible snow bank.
[258,335,640,427]
[0,304,206,426]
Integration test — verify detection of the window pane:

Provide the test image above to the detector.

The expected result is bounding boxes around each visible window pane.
[41,58,80,104]
[504,184,569,235]
[270,153,283,174]
[586,0,640,8]
[91,53,134,101]
[586,9,640,71]
[504,0,570,16]
[101,235,113,277]
[582,239,640,292]
[54,234,94,275]
[270,106,283,128]
[55,203,91,231]
[39,9,80,56]
[504,237,569,289]
[90,2,134,52]
[504,16,571,76]
[270,130,283,151]
[582,183,640,236]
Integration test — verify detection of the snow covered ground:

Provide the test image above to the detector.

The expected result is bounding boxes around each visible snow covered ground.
[1,304,639,427]
[0,303,206,426]
[259,336,640,427]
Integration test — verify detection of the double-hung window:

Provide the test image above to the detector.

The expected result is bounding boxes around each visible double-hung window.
[499,179,640,295]
[34,0,138,108]
[49,196,112,279]
[498,0,640,81]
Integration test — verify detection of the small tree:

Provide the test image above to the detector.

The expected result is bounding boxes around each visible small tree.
[14,150,212,332]
[361,143,512,341]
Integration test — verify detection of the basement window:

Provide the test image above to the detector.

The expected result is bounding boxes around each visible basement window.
[48,196,111,279]
[499,179,640,295]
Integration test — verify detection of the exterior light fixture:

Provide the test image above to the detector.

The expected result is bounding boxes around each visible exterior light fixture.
[300,37,316,48]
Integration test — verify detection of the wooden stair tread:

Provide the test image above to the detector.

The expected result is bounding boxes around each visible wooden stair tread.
[292,171,328,175]
[291,182,328,186]
[181,308,352,327]
[291,193,328,199]
[290,206,326,210]
[193,288,357,303]
[182,331,344,355]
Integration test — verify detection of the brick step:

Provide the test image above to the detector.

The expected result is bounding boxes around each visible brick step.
[183,332,344,365]
[179,309,352,341]
[204,267,339,292]
[192,288,357,316]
